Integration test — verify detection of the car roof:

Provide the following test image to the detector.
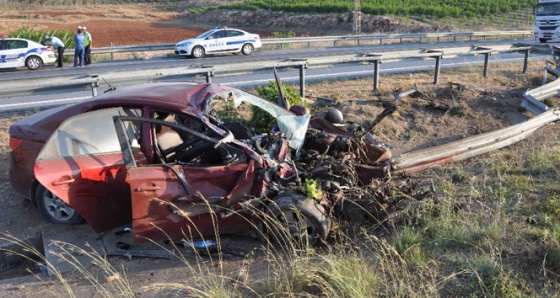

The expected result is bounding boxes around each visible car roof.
[10,82,236,138]
[86,82,235,111]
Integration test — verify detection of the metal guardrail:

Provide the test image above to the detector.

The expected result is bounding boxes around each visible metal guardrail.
[521,45,560,115]
[85,31,533,56]
[391,107,560,174]
[1,43,532,98]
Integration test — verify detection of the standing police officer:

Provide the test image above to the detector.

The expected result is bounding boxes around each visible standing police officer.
[74,26,85,67]
[83,26,92,65]
[44,35,65,68]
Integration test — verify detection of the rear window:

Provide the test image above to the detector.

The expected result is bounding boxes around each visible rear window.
[227,30,245,37]
[37,107,142,160]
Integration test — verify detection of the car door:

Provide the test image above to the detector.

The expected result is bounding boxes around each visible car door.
[34,107,145,233]
[225,29,246,51]
[204,30,227,53]
[0,39,27,68]
[114,114,256,243]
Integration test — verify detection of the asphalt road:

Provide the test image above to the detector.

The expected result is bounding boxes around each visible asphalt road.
[0,38,549,112]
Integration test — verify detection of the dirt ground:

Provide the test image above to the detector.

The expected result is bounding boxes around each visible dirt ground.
[0,5,557,297]
[0,6,286,47]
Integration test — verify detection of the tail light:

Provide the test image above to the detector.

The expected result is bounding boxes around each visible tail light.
[10,137,23,152]
[254,35,260,40]
[45,45,54,52]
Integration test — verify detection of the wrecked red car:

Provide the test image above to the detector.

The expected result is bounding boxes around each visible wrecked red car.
[11,82,392,243]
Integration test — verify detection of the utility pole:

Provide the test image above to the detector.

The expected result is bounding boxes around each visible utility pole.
[354,0,361,35]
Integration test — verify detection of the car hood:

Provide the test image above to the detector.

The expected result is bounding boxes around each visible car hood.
[176,38,196,45]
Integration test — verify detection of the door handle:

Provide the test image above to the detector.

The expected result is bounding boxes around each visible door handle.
[52,179,75,186]
[134,185,162,192]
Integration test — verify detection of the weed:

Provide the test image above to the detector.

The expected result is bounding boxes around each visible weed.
[303,179,322,200]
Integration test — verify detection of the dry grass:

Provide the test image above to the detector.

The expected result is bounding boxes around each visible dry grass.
[1,60,560,296]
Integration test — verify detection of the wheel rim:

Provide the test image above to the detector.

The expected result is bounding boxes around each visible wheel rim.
[41,189,77,222]
[277,209,315,243]
[27,57,41,69]
[193,47,204,58]
[242,44,253,55]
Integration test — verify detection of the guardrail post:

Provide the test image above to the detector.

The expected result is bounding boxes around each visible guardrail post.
[299,64,306,98]
[110,42,114,60]
[205,70,214,83]
[523,49,530,74]
[91,82,98,96]
[90,75,99,97]
[434,55,441,85]
[483,53,490,78]
[373,59,380,94]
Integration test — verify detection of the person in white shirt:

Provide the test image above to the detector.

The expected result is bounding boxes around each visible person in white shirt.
[44,35,65,68]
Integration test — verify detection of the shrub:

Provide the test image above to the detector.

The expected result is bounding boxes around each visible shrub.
[250,81,305,133]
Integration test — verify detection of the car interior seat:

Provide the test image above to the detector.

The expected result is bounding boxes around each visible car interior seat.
[156,113,183,161]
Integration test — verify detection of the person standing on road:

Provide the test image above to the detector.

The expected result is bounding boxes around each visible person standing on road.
[44,35,65,68]
[73,26,85,67]
[83,26,92,65]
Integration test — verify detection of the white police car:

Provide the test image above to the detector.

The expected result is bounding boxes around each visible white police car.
[0,38,57,70]
[175,27,262,58]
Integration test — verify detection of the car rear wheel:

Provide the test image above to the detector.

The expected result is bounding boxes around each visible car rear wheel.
[263,196,330,245]
[192,46,205,58]
[25,56,43,70]
[241,43,254,56]
[35,184,84,225]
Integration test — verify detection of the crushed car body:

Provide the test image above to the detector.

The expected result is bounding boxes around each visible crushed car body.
[11,80,559,244]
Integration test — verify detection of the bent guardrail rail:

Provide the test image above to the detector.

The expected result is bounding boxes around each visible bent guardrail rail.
[522,45,560,115]
[522,79,560,115]
[391,107,560,174]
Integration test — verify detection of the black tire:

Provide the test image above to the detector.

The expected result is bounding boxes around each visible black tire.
[241,43,254,56]
[35,184,84,225]
[540,38,549,43]
[191,46,205,58]
[25,56,43,70]
[263,196,330,245]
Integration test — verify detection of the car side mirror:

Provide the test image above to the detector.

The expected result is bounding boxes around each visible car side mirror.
[207,36,214,40]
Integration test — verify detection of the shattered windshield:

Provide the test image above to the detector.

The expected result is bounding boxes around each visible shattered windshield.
[204,89,310,151]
